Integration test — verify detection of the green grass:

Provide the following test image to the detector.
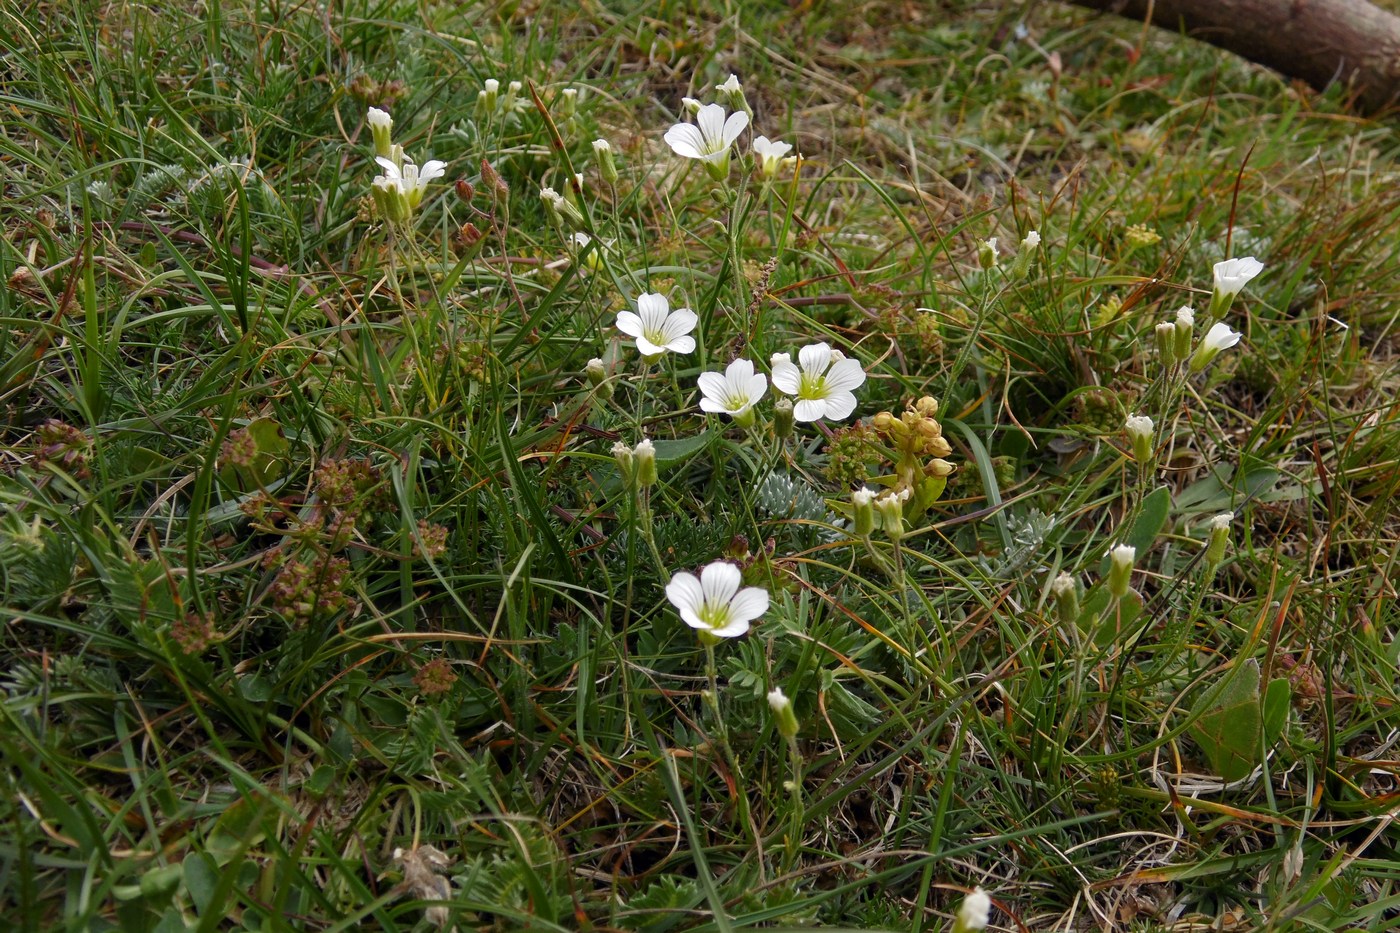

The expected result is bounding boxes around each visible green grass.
[2,0,1399,930]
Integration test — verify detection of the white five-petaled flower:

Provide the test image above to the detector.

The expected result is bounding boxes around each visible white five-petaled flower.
[770,342,866,422]
[665,561,769,640]
[752,136,795,179]
[374,155,445,208]
[698,358,768,421]
[664,103,749,165]
[1213,256,1264,297]
[615,293,697,358]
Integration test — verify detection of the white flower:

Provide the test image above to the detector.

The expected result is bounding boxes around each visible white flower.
[1213,256,1264,297]
[716,74,742,96]
[752,136,795,179]
[1021,230,1041,249]
[1176,306,1195,328]
[484,78,500,94]
[698,358,767,419]
[767,685,799,737]
[615,293,697,357]
[1124,414,1153,439]
[681,96,702,115]
[1110,544,1137,568]
[540,186,564,209]
[665,561,768,639]
[366,107,392,129]
[664,103,749,164]
[375,156,445,202]
[591,138,611,154]
[1210,512,1233,531]
[1189,321,1242,372]
[1200,321,1242,353]
[956,887,991,931]
[770,342,866,422]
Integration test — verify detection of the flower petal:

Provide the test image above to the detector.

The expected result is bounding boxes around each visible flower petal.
[699,561,741,608]
[821,390,859,421]
[615,311,643,337]
[822,357,867,393]
[665,572,703,615]
[664,334,695,354]
[792,398,828,422]
[664,124,706,159]
[770,357,800,395]
[727,586,769,625]
[797,342,833,374]
[661,307,697,341]
[697,370,728,401]
[707,617,751,639]
[634,334,666,356]
[418,160,446,184]
[721,110,749,146]
[696,104,727,147]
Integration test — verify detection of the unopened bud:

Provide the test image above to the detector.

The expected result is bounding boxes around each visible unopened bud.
[634,438,657,488]
[681,96,702,116]
[852,487,877,537]
[1108,544,1136,598]
[482,78,500,111]
[1051,573,1080,627]
[454,178,475,203]
[1124,414,1154,467]
[1155,321,1178,365]
[977,237,999,270]
[773,398,794,441]
[557,87,577,118]
[612,441,635,488]
[875,489,910,541]
[1174,306,1195,362]
[585,357,608,388]
[1205,512,1232,566]
[366,107,394,161]
[953,887,991,933]
[593,138,619,185]
[480,159,509,211]
[767,686,799,739]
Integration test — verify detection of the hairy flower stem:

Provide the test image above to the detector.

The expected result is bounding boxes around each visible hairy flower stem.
[701,643,765,878]
[782,734,804,874]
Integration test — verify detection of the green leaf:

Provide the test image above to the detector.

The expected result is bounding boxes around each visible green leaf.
[184,852,220,914]
[1263,677,1291,745]
[1188,659,1262,781]
[650,431,714,465]
[1127,486,1171,554]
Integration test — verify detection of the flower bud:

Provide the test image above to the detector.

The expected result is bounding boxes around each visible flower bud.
[1051,573,1080,627]
[502,80,521,113]
[480,159,509,212]
[1205,512,1232,566]
[953,887,991,933]
[767,686,799,739]
[366,107,394,161]
[454,178,475,203]
[852,487,877,537]
[1124,414,1154,467]
[875,489,910,541]
[978,237,999,270]
[1173,306,1195,362]
[557,87,577,119]
[1155,320,1178,365]
[926,458,955,477]
[612,441,635,488]
[1009,230,1040,279]
[633,438,657,488]
[482,78,500,110]
[585,356,609,389]
[681,96,702,116]
[1108,544,1136,598]
[773,398,794,441]
[593,138,619,185]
